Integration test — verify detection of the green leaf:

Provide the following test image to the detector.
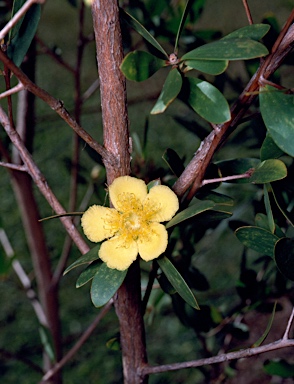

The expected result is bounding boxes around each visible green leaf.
[120,9,168,58]
[9,0,25,41]
[249,159,287,183]
[182,38,268,61]
[162,148,185,177]
[76,260,102,288]
[260,85,294,157]
[252,302,276,347]
[275,238,294,281]
[260,134,285,161]
[166,199,215,228]
[186,77,230,124]
[174,0,194,52]
[63,245,100,275]
[263,184,275,233]
[197,191,234,206]
[264,359,294,378]
[120,51,165,82]
[7,3,41,66]
[147,178,161,192]
[157,256,199,309]
[184,59,228,75]
[235,226,280,257]
[151,68,182,114]
[90,264,127,307]
[106,336,120,351]
[223,24,270,41]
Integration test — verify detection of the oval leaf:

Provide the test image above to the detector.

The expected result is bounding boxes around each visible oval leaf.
[223,24,270,41]
[91,264,127,307]
[187,77,230,123]
[120,51,165,82]
[184,59,228,75]
[166,199,215,228]
[182,38,268,61]
[260,134,285,161]
[249,159,287,183]
[76,260,102,288]
[157,256,199,309]
[63,244,100,275]
[7,4,41,67]
[120,9,168,58]
[235,226,279,257]
[275,238,294,281]
[260,85,294,156]
[151,68,182,114]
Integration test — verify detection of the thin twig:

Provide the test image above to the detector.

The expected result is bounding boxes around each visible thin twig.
[141,338,294,376]
[0,161,27,171]
[40,299,113,383]
[0,0,45,41]
[0,82,24,99]
[201,171,252,186]
[283,307,294,340]
[242,0,253,24]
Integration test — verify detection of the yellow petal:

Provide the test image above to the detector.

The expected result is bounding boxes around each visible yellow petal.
[138,222,168,261]
[99,236,138,270]
[81,205,119,242]
[144,185,179,222]
[109,176,147,210]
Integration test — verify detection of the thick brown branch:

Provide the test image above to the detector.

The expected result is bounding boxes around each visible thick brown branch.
[91,1,147,383]
[92,0,131,182]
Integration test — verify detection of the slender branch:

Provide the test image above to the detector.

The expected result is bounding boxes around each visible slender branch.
[141,338,294,376]
[0,82,24,99]
[283,307,294,340]
[0,0,45,41]
[0,106,89,254]
[242,0,253,24]
[0,48,116,168]
[0,161,27,171]
[201,171,252,186]
[40,300,113,383]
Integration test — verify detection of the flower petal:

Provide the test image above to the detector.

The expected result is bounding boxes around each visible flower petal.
[81,205,119,242]
[109,176,147,209]
[138,222,168,261]
[144,185,179,222]
[99,236,138,270]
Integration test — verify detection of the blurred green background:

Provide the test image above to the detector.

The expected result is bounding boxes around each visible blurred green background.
[0,0,293,383]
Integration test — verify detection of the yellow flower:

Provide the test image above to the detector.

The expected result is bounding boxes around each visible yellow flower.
[81,176,179,271]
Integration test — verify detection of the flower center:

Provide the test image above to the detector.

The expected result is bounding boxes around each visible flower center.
[110,192,160,245]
